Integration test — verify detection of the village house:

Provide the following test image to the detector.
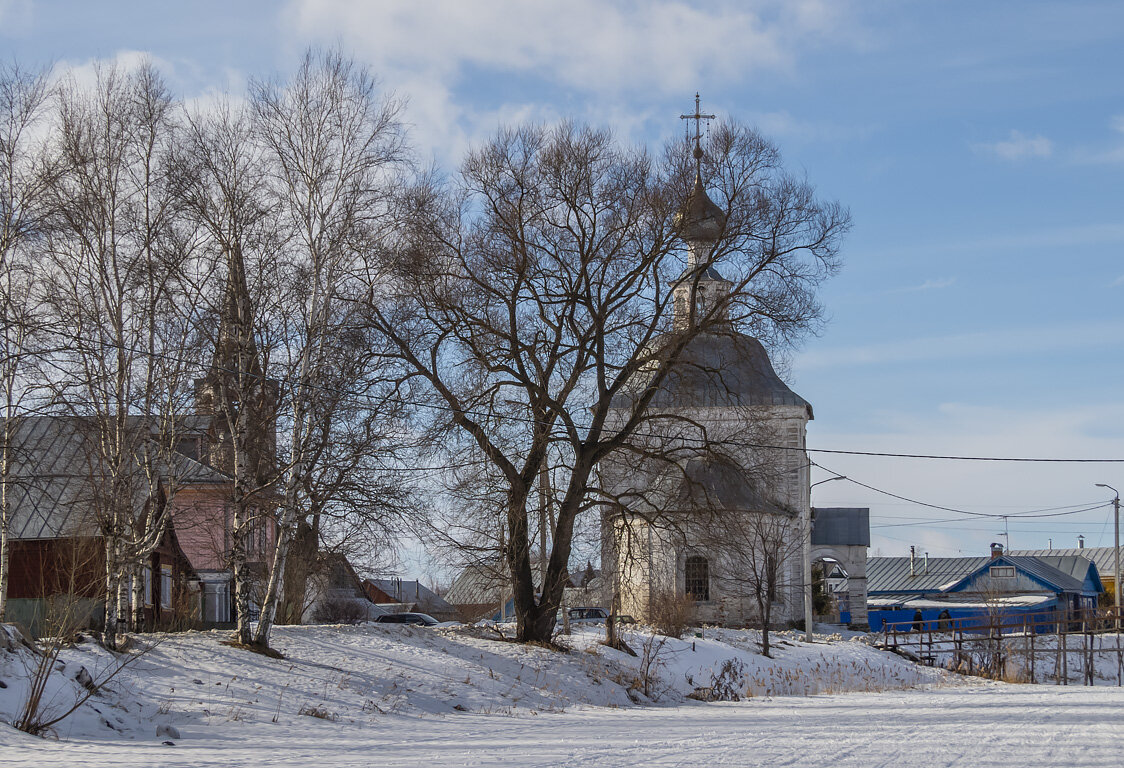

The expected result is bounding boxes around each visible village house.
[866,543,1103,631]
[3,417,224,635]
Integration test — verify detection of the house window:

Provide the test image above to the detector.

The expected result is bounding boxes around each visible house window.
[990,566,1016,579]
[160,566,173,609]
[685,555,710,602]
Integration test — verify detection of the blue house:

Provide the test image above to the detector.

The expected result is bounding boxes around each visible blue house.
[866,545,1103,632]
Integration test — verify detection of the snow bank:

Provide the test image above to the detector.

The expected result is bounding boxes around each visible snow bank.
[1,622,963,744]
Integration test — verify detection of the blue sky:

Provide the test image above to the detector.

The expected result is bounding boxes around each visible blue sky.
[5,0,1124,562]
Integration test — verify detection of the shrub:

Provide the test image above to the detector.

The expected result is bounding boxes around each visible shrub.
[648,591,695,638]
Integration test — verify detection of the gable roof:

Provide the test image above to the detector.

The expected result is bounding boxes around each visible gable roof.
[1009,547,1119,580]
[867,556,988,594]
[5,416,231,540]
[943,555,1095,595]
[868,553,1101,597]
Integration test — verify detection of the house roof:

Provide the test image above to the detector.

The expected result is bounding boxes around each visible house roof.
[868,553,1100,597]
[5,416,231,540]
[364,578,456,614]
[1009,548,1120,580]
[867,556,988,594]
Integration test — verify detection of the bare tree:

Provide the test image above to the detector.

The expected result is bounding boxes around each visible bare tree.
[366,119,848,643]
[245,49,407,648]
[0,62,52,621]
[714,507,804,657]
[179,98,282,646]
[40,61,202,647]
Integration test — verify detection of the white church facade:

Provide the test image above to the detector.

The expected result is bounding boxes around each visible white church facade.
[599,145,822,629]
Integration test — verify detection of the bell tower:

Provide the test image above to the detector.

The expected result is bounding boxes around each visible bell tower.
[673,94,730,329]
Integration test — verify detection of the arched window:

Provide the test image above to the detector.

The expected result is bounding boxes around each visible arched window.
[685,555,710,602]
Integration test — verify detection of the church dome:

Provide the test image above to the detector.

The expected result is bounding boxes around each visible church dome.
[616,331,812,416]
[674,172,726,242]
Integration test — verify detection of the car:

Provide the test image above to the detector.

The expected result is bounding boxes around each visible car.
[567,606,609,623]
[373,612,440,626]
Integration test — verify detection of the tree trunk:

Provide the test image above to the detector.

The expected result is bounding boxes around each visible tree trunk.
[279,521,316,625]
[253,482,303,646]
[231,500,254,645]
[130,561,144,632]
[0,440,10,622]
[103,544,120,650]
[759,596,772,657]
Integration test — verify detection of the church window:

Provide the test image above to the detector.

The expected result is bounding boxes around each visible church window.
[685,555,710,601]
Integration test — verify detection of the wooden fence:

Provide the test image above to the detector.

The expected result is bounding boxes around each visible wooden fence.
[878,608,1124,686]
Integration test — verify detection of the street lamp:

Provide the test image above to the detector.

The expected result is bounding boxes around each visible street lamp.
[1096,483,1120,631]
[805,474,847,642]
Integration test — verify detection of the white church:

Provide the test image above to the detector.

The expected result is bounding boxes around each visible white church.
[599,134,867,629]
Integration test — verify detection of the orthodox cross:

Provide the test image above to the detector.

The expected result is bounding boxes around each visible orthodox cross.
[680,92,715,160]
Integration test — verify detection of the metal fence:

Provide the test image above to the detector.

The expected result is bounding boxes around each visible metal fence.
[878,608,1124,686]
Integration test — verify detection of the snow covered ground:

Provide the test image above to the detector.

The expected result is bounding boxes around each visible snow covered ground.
[3,622,1122,767]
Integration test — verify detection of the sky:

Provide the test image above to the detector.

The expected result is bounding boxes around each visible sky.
[3,0,1124,565]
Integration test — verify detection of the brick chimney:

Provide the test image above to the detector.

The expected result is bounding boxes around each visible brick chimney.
[990,542,1004,559]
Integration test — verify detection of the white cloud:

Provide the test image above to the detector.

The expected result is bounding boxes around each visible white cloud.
[50,50,180,93]
[976,129,1053,161]
[281,0,859,164]
[284,0,825,94]
[1074,115,1124,165]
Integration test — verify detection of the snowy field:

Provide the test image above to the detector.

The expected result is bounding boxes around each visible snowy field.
[3,622,1122,767]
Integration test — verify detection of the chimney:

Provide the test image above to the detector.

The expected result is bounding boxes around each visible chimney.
[1078,535,1085,550]
[909,545,916,577]
[990,542,1003,559]
[924,552,929,574]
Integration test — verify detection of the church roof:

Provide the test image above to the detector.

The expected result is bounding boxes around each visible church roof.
[671,455,788,514]
[674,172,726,242]
[620,331,811,415]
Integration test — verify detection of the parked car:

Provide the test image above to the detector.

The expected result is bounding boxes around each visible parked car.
[568,607,609,623]
[373,612,440,626]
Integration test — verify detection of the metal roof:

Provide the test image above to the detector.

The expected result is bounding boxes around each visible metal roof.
[867,556,988,594]
[613,331,812,414]
[868,553,1099,596]
[1009,548,1120,580]
[5,416,231,540]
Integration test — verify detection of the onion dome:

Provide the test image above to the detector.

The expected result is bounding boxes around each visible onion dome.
[675,170,726,243]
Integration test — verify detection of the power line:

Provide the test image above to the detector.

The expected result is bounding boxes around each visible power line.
[32,332,1124,465]
[812,460,1113,521]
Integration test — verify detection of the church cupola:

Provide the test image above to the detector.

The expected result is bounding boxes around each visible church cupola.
[673,94,731,329]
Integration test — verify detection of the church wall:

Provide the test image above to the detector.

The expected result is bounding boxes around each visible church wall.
[600,374,812,629]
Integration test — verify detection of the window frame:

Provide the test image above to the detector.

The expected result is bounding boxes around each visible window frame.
[685,555,710,602]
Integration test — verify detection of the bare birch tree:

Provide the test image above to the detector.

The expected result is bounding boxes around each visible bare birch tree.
[178,99,282,646]
[246,49,406,648]
[41,61,202,646]
[0,63,53,621]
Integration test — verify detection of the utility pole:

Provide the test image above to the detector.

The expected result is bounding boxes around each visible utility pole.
[1096,483,1120,631]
